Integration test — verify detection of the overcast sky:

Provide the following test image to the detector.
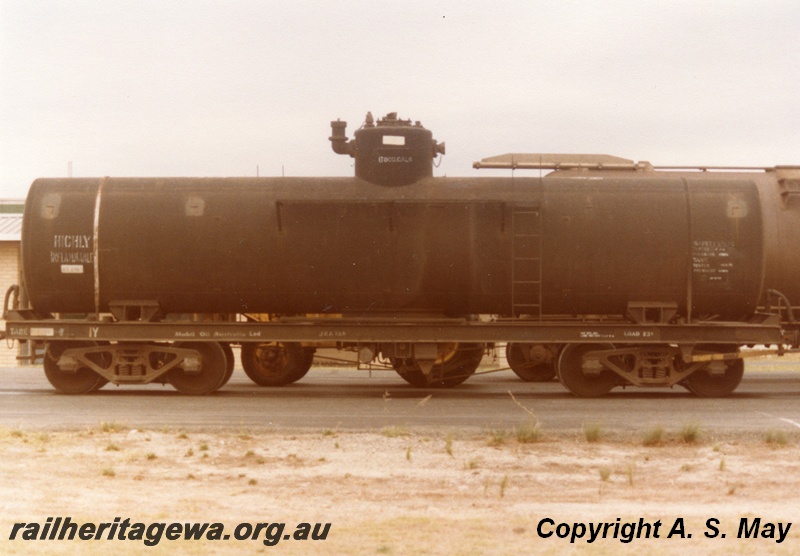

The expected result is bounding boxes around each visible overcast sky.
[1,1,798,198]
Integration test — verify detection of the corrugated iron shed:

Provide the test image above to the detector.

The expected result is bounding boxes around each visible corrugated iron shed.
[0,215,22,241]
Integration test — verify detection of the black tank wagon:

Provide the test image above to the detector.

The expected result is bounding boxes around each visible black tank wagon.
[4,112,799,396]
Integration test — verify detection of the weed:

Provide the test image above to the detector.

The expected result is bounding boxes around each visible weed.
[105,443,121,452]
[177,433,189,440]
[381,426,409,438]
[680,422,701,444]
[245,450,255,458]
[487,428,509,447]
[199,443,209,452]
[499,475,509,498]
[626,464,635,486]
[642,425,665,446]
[146,453,157,460]
[100,422,123,433]
[405,446,412,462]
[765,430,788,447]
[445,434,454,457]
[583,422,602,443]
[719,458,726,471]
[464,457,481,470]
[680,463,694,472]
[101,468,115,477]
[248,479,257,486]
[514,421,541,444]
[599,467,612,481]
[185,448,194,457]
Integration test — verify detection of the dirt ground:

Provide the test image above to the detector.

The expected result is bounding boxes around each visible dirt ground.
[1,423,800,555]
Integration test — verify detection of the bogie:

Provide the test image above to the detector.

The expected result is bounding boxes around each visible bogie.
[43,341,109,394]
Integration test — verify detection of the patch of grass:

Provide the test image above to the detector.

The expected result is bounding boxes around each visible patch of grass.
[625,463,635,486]
[185,448,194,457]
[499,475,509,498]
[444,433,454,457]
[177,433,189,440]
[680,422,701,444]
[487,428,510,447]
[642,425,665,447]
[406,446,412,462]
[464,457,481,470]
[583,422,602,443]
[100,422,124,433]
[105,443,121,452]
[248,479,257,486]
[101,468,115,477]
[599,466,612,481]
[381,426,409,438]
[514,421,541,444]
[719,458,726,471]
[146,453,157,460]
[198,443,209,452]
[765,429,788,447]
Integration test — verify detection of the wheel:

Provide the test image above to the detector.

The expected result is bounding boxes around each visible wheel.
[684,357,744,397]
[506,343,558,382]
[218,343,235,388]
[240,342,308,386]
[294,348,315,381]
[391,357,431,387]
[168,342,228,395]
[557,343,617,397]
[43,341,109,394]
[393,343,484,388]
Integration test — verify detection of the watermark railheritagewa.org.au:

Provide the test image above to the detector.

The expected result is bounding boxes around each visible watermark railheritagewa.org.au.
[8,517,331,547]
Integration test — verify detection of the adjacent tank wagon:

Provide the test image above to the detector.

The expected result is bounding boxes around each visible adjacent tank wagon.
[4,112,800,396]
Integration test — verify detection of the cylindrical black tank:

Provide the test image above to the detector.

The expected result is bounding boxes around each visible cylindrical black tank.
[21,111,800,321]
[23,171,787,321]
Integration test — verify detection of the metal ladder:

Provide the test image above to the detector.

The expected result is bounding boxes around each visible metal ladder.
[511,204,543,318]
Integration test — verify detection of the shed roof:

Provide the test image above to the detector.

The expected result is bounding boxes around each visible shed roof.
[0,215,22,241]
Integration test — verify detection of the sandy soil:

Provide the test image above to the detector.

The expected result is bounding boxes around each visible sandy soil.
[2,423,800,555]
